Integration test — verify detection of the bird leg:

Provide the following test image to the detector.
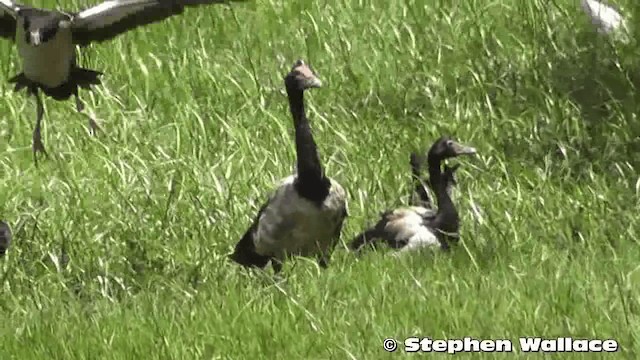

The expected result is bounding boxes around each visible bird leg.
[32,91,48,165]
[75,94,101,136]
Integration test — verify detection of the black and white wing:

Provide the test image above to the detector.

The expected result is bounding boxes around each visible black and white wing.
[0,0,21,40]
[70,0,245,47]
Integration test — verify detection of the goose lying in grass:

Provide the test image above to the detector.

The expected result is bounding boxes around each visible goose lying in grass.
[580,0,627,37]
[0,220,11,256]
[0,0,245,165]
[350,163,461,254]
[229,59,348,274]
[349,137,476,254]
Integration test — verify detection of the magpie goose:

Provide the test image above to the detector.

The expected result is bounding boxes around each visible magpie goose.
[0,0,244,164]
[0,220,11,256]
[229,59,348,275]
[349,137,476,254]
[349,163,462,254]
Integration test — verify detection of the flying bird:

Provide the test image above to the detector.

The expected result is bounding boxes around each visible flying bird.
[580,0,628,39]
[0,0,245,165]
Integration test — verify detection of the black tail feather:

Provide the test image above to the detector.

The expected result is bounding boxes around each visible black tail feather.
[7,67,103,100]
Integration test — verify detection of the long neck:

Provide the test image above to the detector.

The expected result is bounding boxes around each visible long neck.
[286,83,327,200]
[428,154,459,234]
[445,181,456,202]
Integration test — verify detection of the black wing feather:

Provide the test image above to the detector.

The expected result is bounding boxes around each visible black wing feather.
[0,14,15,39]
[228,198,272,268]
[0,0,21,40]
[72,0,245,47]
[72,4,184,46]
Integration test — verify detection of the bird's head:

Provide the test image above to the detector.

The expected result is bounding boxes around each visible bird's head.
[21,13,71,46]
[284,59,322,91]
[427,136,477,162]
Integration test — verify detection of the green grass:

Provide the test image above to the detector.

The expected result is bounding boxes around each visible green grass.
[1,0,640,358]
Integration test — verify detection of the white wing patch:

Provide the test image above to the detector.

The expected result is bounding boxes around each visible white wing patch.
[0,0,19,20]
[382,207,440,253]
[397,227,439,252]
[0,0,19,15]
[406,206,436,218]
[581,0,626,34]
[73,0,159,30]
[252,175,347,261]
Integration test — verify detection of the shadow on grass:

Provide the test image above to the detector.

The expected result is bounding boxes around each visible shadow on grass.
[472,25,640,183]
[545,29,640,171]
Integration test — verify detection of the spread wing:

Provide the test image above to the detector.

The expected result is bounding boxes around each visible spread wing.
[70,0,245,47]
[0,0,21,40]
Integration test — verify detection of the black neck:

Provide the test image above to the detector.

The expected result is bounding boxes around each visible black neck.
[445,181,455,200]
[286,82,329,203]
[427,154,459,235]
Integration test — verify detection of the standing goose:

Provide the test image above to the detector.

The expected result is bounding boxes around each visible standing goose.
[0,220,11,256]
[229,59,348,274]
[0,0,244,164]
[349,137,476,254]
